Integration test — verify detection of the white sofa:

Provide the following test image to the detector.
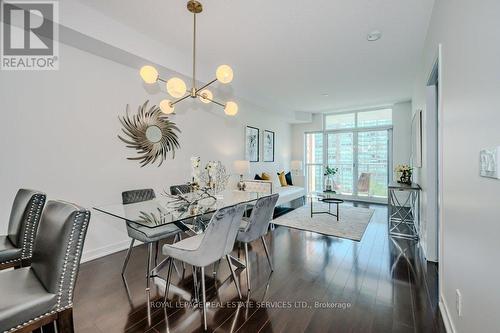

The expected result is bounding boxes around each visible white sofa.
[243,179,306,207]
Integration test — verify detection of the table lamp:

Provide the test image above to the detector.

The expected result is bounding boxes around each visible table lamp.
[233,160,250,191]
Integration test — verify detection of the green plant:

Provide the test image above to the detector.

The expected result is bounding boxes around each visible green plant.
[324,166,338,176]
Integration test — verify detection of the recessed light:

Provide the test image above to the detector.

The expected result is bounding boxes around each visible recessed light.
[321,93,329,97]
[367,30,382,41]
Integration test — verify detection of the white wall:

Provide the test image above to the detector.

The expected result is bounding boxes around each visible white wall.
[290,102,412,187]
[0,42,291,261]
[412,1,500,332]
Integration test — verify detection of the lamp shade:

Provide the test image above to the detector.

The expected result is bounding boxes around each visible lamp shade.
[291,160,303,171]
[139,65,158,84]
[166,77,187,98]
[224,101,238,116]
[233,160,250,175]
[216,65,234,84]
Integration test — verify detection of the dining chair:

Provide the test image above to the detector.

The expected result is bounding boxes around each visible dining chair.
[162,204,246,331]
[237,193,279,291]
[121,189,182,277]
[0,200,90,333]
[169,184,193,195]
[0,189,46,270]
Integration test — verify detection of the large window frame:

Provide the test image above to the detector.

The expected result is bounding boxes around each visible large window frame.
[304,108,394,203]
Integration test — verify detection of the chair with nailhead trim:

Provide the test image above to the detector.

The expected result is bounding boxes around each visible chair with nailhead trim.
[0,189,46,270]
[0,200,91,333]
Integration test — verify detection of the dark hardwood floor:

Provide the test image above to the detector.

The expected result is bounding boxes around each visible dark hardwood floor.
[73,202,445,333]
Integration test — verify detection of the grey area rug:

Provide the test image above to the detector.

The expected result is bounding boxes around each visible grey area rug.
[273,203,375,241]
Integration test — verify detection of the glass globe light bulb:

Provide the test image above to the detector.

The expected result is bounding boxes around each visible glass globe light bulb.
[216,65,234,84]
[224,101,238,116]
[198,89,213,104]
[166,77,187,98]
[139,65,158,84]
[159,99,174,114]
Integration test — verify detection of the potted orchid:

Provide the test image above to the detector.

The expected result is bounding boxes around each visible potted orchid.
[395,164,413,185]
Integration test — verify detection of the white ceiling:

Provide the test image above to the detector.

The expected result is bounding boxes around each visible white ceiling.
[80,0,434,115]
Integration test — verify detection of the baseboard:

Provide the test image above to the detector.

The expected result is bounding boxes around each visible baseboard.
[439,296,456,333]
[81,239,141,263]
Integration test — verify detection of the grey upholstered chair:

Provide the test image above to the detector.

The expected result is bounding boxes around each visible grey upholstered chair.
[237,194,279,291]
[0,189,46,270]
[169,184,193,195]
[121,189,182,277]
[0,200,90,333]
[162,204,246,331]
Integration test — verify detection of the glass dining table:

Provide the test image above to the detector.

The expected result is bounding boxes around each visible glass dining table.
[93,189,264,324]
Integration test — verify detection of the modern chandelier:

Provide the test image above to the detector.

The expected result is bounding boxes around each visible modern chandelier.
[139,0,238,116]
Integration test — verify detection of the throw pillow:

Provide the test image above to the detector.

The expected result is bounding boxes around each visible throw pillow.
[277,171,288,187]
[285,171,293,186]
[254,174,263,180]
[261,172,271,180]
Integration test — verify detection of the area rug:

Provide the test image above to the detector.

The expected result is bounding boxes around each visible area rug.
[272,203,375,241]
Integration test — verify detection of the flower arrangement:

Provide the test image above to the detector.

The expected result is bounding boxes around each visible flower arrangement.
[395,164,413,184]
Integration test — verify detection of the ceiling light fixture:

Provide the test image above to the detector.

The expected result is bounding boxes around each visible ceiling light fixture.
[367,30,382,42]
[139,0,238,116]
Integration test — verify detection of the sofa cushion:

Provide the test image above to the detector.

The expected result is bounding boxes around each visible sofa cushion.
[275,186,306,206]
[285,171,293,186]
[254,174,263,180]
[277,171,288,187]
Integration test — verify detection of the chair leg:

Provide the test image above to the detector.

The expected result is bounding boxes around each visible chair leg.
[56,308,74,333]
[154,241,159,266]
[261,236,274,272]
[193,266,199,302]
[164,258,173,300]
[244,243,251,291]
[201,266,207,331]
[226,255,242,299]
[178,234,186,272]
[146,243,153,324]
[121,239,135,276]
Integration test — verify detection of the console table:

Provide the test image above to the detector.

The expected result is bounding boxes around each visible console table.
[388,182,421,240]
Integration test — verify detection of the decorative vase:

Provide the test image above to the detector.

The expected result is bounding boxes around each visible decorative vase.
[324,176,334,192]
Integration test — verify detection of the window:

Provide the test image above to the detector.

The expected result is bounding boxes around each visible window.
[357,108,392,127]
[304,108,393,200]
[324,113,355,130]
[305,132,323,193]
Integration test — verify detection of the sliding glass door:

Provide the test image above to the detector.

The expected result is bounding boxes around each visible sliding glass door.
[326,132,354,195]
[324,129,391,200]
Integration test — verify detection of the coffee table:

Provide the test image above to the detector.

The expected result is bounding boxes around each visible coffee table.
[309,192,344,221]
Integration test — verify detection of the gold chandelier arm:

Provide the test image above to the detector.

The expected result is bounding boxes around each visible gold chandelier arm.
[157,77,167,83]
[195,78,217,93]
[195,93,225,107]
[170,93,191,106]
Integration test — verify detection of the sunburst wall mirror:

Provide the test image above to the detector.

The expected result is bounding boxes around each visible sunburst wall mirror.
[118,101,181,167]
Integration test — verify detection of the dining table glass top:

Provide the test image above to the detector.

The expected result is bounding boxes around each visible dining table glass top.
[93,189,263,229]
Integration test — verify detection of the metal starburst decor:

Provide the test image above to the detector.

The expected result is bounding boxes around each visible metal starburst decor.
[118,101,181,167]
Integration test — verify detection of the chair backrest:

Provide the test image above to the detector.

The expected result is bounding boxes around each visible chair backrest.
[122,189,156,204]
[31,200,90,310]
[238,194,279,243]
[7,189,46,258]
[169,184,192,195]
[358,173,371,193]
[196,204,245,264]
